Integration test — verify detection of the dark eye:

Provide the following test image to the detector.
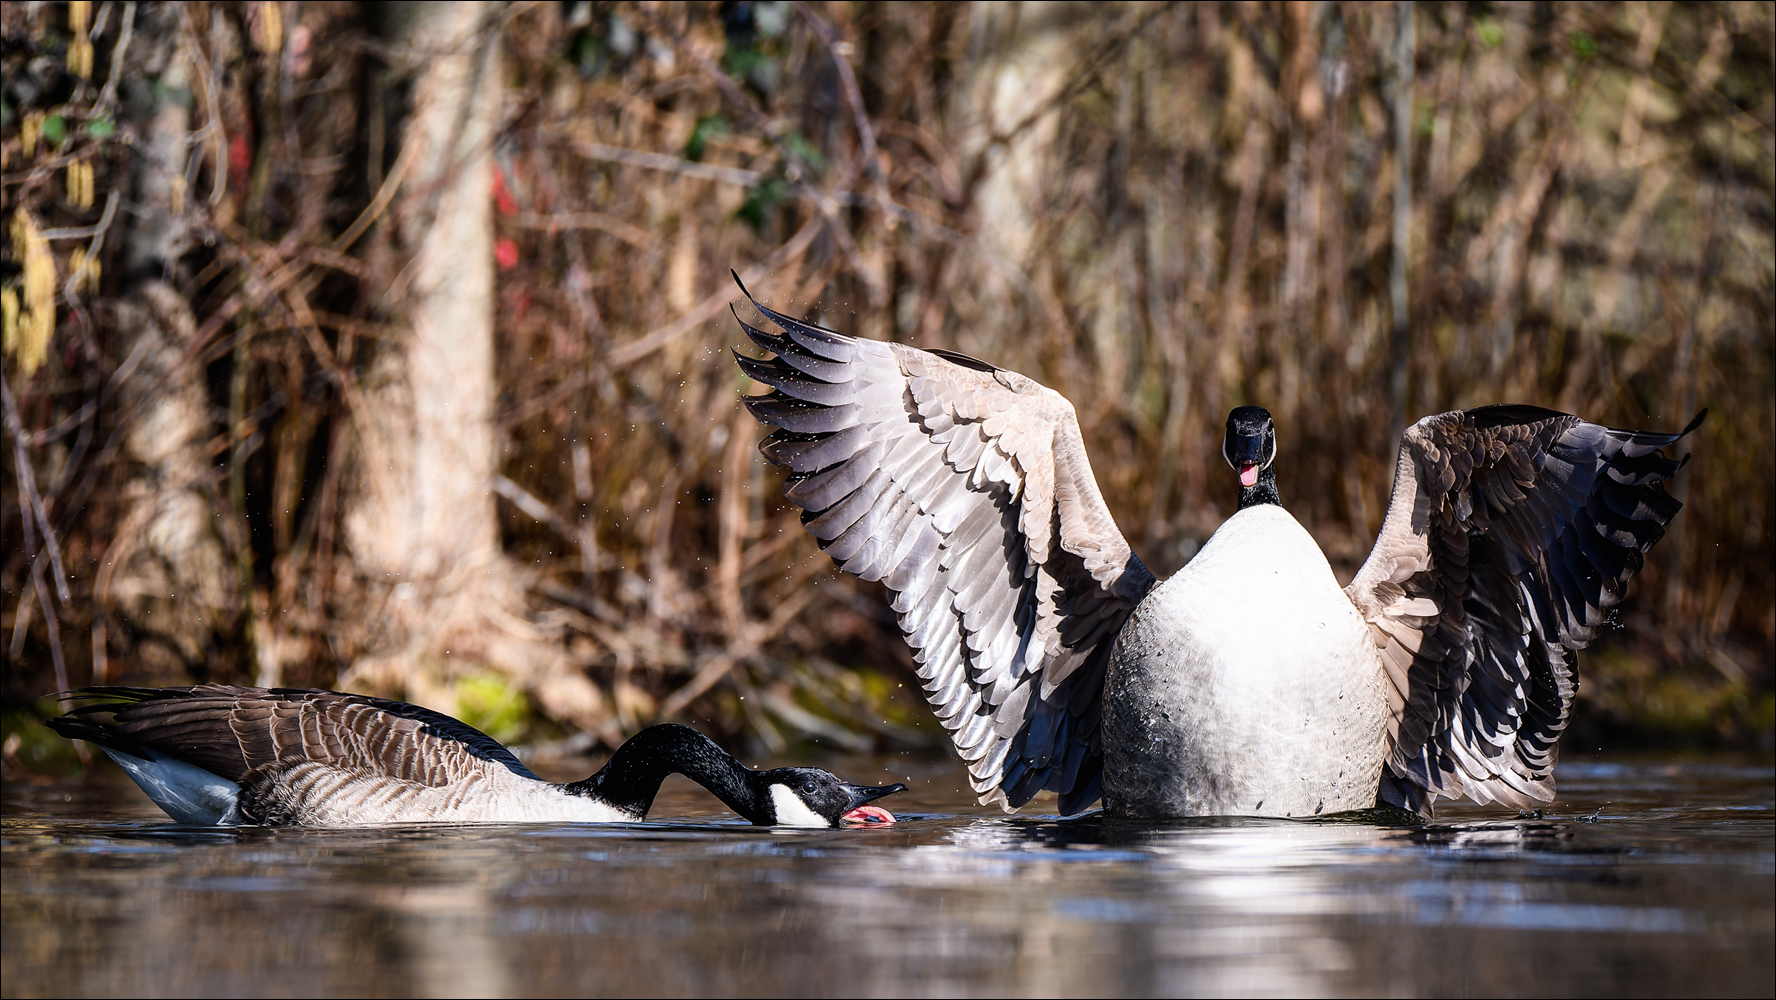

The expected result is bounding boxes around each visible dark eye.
[803,781,816,793]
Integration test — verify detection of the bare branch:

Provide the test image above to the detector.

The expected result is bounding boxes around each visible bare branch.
[496,212,823,429]
[91,1,136,117]
[29,555,70,695]
[2,376,72,605]
[491,474,601,581]
[793,2,896,226]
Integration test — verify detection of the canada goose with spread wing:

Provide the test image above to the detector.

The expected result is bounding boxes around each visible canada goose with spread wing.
[731,275,1701,818]
[48,685,904,827]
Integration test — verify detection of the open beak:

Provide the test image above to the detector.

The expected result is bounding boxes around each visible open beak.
[1226,432,1271,488]
[840,781,906,825]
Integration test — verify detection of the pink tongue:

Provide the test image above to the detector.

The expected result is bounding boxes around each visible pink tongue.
[1240,464,1259,487]
[841,804,896,825]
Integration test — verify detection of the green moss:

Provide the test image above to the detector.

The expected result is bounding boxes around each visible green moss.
[855,668,941,736]
[1577,642,1770,748]
[2,704,86,777]
[736,176,791,234]
[452,673,532,745]
[683,114,731,163]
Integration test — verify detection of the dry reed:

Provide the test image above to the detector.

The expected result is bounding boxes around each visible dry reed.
[3,2,1771,756]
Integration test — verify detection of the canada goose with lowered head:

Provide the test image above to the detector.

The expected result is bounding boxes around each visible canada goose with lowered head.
[731,276,1700,818]
[48,685,904,827]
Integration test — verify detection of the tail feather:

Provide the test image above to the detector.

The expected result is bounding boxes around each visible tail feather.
[45,714,242,825]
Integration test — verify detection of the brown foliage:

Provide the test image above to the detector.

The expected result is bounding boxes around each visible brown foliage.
[3,2,1772,751]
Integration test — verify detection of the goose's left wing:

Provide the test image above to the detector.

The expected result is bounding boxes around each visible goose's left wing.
[57,685,540,784]
[1346,405,1702,813]
[732,282,1154,814]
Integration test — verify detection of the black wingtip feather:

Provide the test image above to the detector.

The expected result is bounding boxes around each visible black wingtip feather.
[43,713,161,760]
[1057,762,1104,816]
[735,315,790,355]
[58,685,168,706]
[735,291,855,362]
[733,352,855,405]
[1468,403,1572,430]
[927,348,1000,373]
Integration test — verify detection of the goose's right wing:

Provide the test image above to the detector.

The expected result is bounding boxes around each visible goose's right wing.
[1345,406,1700,813]
[56,685,539,785]
[734,285,1154,814]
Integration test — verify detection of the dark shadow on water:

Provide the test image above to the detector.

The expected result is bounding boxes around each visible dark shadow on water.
[913,805,1436,852]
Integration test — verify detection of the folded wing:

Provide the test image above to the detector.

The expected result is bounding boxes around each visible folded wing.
[55,685,538,786]
[1346,405,1701,812]
[733,282,1153,813]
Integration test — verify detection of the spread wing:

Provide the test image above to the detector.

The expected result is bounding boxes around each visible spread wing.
[732,282,1154,814]
[1346,405,1702,813]
[55,685,538,785]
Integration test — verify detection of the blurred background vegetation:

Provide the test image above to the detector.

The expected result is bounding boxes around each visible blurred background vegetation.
[3,1,1771,777]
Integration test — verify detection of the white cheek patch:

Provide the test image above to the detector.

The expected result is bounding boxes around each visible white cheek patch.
[768,783,831,827]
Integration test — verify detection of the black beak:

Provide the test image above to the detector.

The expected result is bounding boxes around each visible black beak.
[1225,433,1269,468]
[843,781,907,812]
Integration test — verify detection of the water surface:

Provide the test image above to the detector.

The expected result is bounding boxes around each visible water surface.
[4,754,1771,998]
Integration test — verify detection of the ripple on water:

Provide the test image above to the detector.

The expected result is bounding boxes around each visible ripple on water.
[3,755,1771,998]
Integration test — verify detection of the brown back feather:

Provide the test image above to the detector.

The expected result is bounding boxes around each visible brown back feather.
[61,685,538,786]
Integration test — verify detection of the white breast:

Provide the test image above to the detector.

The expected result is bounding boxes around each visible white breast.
[1103,506,1387,818]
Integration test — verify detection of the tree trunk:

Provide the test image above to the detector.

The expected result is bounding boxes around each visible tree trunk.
[337,2,604,732]
[100,8,237,685]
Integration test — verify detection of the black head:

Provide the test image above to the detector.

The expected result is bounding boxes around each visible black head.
[570,725,907,827]
[759,766,906,828]
[1223,406,1280,508]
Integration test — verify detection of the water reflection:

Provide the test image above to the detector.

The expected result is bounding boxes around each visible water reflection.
[4,757,1771,997]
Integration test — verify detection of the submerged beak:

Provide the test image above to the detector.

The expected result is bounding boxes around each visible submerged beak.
[840,781,907,824]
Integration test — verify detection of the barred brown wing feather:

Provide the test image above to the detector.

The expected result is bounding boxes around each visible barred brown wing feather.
[61,685,538,786]
[734,286,1154,814]
[1347,405,1701,812]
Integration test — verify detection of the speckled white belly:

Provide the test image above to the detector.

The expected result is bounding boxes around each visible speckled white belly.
[1102,506,1387,818]
[254,761,639,826]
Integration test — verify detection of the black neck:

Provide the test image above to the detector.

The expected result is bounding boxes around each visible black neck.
[1238,464,1280,509]
[563,724,768,822]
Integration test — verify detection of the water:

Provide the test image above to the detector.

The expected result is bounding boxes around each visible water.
[4,754,1771,998]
